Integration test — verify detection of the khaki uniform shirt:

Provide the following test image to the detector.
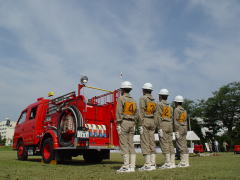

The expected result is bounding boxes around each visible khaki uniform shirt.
[156,100,173,127]
[116,93,138,125]
[139,94,157,126]
[174,105,188,130]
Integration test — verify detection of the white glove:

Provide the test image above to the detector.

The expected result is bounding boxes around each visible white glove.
[139,126,143,135]
[117,125,121,135]
[175,132,180,139]
[158,129,163,138]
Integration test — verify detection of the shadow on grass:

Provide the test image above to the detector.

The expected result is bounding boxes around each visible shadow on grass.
[109,165,149,170]
[60,159,122,166]
[111,165,122,170]
[26,158,122,166]
[27,158,42,163]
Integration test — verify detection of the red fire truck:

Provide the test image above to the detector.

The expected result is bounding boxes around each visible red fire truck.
[12,77,120,163]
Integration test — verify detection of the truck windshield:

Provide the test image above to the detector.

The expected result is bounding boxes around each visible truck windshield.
[17,111,27,124]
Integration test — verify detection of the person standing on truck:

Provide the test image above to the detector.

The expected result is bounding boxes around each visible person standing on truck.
[157,89,176,169]
[138,83,157,171]
[116,81,138,173]
[174,95,189,167]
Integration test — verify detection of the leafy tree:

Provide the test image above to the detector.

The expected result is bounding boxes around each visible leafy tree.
[169,82,240,146]
[0,135,6,146]
[182,99,194,115]
[203,97,222,137]
[204,82,240,138]
[232,120,240,144]
[2,139,6,146]
[181,99,205,141]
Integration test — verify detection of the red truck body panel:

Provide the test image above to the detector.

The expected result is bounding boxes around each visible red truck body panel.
[13,85,120,153]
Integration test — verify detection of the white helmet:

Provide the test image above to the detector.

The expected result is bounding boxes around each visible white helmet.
[142,83,153,90]
[159,89,169,95]
[174,95,184,102]
[120,81,132,89]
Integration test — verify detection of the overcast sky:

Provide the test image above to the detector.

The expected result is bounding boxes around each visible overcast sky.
[0,0,240,121]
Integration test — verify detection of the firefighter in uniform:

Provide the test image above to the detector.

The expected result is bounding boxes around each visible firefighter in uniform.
[138,83,157,171]
[116,81,138,173]
[174,95,189,167]
[157,89,176,169]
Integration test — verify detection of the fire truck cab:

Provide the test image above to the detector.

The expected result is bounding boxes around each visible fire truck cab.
[13,77,120,164]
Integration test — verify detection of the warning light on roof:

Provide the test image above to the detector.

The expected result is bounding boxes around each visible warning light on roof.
[48,91,55,97]
[80,76,88,85]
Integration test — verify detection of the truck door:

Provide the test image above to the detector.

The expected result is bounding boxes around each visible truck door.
[14,110,27,145]
[23,106,38,145]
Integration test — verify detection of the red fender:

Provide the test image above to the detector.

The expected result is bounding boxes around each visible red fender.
[41,130,59,149]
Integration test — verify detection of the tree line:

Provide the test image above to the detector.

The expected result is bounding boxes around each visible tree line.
[183,81,240,149]
[0,135,6,146]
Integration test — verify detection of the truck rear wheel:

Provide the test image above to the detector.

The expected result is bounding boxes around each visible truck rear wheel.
[83,150,103,163]
[42,138,55,164]
[17,141,28,161]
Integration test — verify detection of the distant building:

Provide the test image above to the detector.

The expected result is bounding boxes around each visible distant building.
[0,119,16,146]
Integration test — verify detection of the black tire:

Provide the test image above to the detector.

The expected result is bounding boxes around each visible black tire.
[17,141,28,161]
[42,138,55,164]
[83,150,103,163]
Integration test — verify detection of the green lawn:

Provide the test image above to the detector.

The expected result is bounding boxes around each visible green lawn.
[0,148,239,180]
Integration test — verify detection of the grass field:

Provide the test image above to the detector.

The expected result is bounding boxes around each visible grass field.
[0,147,240,180]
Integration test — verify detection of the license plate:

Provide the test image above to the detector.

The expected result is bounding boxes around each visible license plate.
[77,130,89,138]
[28,149,33,156]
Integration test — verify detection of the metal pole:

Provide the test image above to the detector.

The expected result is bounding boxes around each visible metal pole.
[84,85,113,93]
[188,115,194,148]
[188,115,191,131]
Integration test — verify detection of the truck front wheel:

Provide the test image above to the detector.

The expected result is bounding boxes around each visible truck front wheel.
[42,138,55,164]
[17,141,28,161]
